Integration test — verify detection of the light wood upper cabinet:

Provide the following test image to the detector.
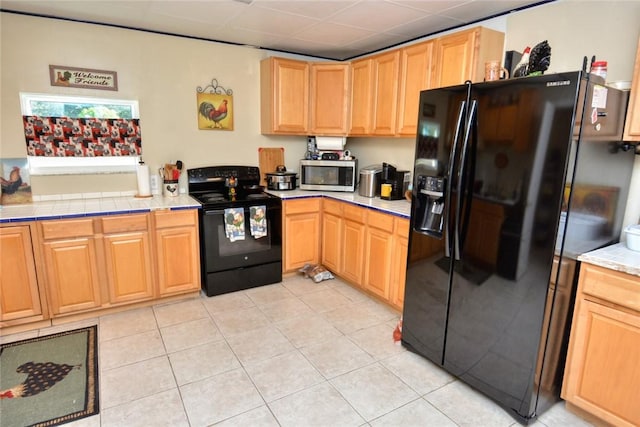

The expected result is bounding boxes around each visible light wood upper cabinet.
[433,27,505,88]
[40,219,102,316]
[562,264,640,426]
[310,63,351,135]
[372,50,400,136]
[349,58,374,135]
[283,198,321,272]
[154,210,201,296]
[0,225,44,326]
[397,41,435,136]
[102,214,154,304]
[623,36,640,141]
[261,57,309,134]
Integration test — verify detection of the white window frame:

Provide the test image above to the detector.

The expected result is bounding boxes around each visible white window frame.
[20,93,141,175]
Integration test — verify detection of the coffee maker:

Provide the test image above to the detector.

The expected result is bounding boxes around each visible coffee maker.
[380,162,410,200]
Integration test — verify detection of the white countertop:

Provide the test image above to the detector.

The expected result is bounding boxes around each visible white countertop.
[0,193,200,223]
[578,243,640,277]
[266,189,411,218]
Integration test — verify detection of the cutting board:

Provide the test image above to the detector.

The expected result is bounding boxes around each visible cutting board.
[258,147,285,186]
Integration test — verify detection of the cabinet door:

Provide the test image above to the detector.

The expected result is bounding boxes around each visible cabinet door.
[397,41,434,136]
[623,37,640,141]
[310,63,350,135]
[563,299,640,426]
[433,27,504,88]
[390,219,409,310]
[156,226,200,296]
[0,226,42,323]
[321,212,342,273]
[349,58,374,135]
[261,57,309,134]
[104,232,154,304]
[433,29,476,88]
[342,218,366,286]
[372,50,400,136]
[43,238,101,315]
[363,211,394,299]
[284,212,320,271]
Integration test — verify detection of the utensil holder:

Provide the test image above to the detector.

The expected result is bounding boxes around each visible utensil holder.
[163,180,179,197]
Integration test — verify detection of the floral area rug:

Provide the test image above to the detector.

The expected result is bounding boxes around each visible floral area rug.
[0,326,98,426]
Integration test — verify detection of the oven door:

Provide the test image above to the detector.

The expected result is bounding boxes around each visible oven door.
[200,198,282,273]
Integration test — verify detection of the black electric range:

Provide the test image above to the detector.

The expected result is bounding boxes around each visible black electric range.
[188,166,282,297]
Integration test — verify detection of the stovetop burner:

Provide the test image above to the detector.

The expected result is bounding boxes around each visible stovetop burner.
[188,165,279,207]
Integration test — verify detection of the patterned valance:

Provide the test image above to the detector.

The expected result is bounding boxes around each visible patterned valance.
[23,116,141,157]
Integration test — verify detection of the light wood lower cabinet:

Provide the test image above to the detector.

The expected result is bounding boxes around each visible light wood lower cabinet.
[341,204,366,286]
[2,209,201,326]
[317,198,408,309]
[390,218,409,310]
[40,219,102,315]
[154,210,201,296]
[562,263,640,427]
[283,198,321,272]
[0,225,45,326]
[102,214,154,304]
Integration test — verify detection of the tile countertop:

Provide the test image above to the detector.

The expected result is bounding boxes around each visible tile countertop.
[0,194,200,223]
[266,189,412,219]
[578,243,640,277]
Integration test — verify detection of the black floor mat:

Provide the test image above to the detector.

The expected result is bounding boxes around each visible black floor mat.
[434,257,492,286]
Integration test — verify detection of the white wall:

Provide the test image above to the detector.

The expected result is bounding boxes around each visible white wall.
[0,13,310,194]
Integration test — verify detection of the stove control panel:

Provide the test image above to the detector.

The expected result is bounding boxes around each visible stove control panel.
[188,166,260,184]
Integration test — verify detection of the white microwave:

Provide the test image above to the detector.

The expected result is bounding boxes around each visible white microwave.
[299,159,357,192]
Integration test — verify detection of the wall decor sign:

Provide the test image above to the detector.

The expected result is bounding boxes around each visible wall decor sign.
[49,65,118,91]
[22,116,141,157]
[196,78,233,131]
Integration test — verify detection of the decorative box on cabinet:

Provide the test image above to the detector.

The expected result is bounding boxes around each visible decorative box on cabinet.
[623,36,640,141]
[562,263,640,427]
[0,224,46,327]
[432,26,505,88]
[154,209,201,296]
[283,198,321,272]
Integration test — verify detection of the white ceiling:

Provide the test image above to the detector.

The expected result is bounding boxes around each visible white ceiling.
[1,0,549,60]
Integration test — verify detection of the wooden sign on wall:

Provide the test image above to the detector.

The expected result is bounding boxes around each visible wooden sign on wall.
[49,65,118,91]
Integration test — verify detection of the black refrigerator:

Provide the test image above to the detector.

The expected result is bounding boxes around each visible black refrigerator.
[402,71,634,424]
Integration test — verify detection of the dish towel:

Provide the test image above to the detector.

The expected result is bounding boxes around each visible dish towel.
[224,208,245,242]
[250,205,267,238]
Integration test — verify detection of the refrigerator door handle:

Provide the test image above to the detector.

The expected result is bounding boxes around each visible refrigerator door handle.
[454,99,478,260]
[445,100,467,258]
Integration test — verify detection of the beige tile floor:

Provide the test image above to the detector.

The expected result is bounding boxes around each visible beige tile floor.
[2,275,594,427]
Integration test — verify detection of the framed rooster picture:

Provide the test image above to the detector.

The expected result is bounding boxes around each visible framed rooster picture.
[197,92,234,131]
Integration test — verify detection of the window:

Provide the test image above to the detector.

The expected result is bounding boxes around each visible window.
[20,93,141,175]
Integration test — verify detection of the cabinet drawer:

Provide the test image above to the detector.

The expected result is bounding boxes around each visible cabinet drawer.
[154,209,197,229]
[343,203,366,223]
[323,198,343,216]
[41,218,95,240]
[102,214,148,233]
[396,218,409,238]
[285,198,321,215]
[581,264,640,312]
[368,210,394,232]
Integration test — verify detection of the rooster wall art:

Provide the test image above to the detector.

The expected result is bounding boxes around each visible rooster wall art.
[197,94,233,130]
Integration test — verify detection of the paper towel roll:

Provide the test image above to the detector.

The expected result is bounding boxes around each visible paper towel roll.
[316,136,346,151]
[136,164,151,197]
